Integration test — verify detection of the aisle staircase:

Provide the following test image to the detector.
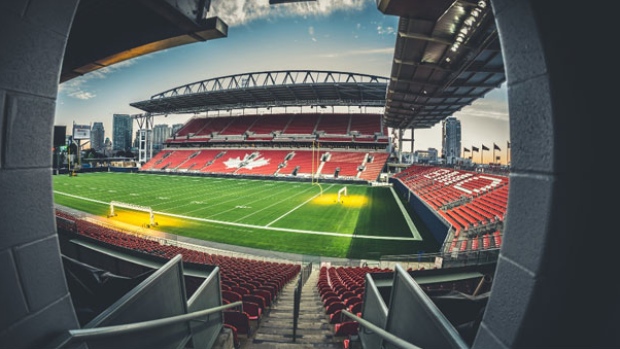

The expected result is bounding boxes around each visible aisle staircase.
[241,269,345,349]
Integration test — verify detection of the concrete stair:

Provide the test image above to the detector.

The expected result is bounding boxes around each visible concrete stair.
[239,269,345,349]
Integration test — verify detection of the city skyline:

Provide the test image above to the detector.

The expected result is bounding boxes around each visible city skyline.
[55,0,510,164]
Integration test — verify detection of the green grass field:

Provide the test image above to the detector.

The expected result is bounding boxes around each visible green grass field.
[53,172,440,259]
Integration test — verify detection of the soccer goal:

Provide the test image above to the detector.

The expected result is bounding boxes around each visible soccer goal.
[311,139,323,195]
[337,187,348,203]
[109,201,156,226]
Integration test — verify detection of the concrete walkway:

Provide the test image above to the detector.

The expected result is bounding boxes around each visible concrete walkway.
[240,269,345,349]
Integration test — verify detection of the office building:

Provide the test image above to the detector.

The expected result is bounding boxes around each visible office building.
[442,116,461,165]
[113,114,133,152]
[90,122,105,152]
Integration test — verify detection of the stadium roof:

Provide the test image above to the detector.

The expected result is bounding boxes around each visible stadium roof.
[60,0,228,83]
[378,0,506,129]
[126,0,506,131]
[130,70,389,115]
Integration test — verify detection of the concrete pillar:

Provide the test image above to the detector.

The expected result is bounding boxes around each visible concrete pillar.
[0,1,80,347]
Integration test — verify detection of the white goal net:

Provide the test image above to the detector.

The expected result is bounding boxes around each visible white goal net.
[337,187,348,203]
[109,201,156,226]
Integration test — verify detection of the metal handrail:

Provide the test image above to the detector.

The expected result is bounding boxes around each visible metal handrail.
[340,310,422,349]
[67,301,242,340]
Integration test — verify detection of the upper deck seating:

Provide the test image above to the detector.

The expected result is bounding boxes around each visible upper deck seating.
[316,114,350,135]
[349,114,382,136]
[283,114,320,135]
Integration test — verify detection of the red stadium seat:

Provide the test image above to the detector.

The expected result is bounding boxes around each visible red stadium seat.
[222,290,242,303]
[326,302,346,315]
[223,324,240,349]
[252,289,272,307]
[242,301,262,322]
[242,294,267,312]
[344,296,362,308]
[323,296,341,308]
[329,309,344,324]
[349,302,363,316]
[334,321,359,337]
[223,310,252,336]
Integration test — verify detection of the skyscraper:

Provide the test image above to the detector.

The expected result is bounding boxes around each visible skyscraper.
[90,122,105,152]
[112,114,133,152]
[152,124,171,148]
[442,116,461,165]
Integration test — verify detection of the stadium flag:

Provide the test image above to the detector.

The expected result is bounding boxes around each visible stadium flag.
[492,143,500,165]
[464,147,470,152]
[480,144,488,163]
[472,146,479,152]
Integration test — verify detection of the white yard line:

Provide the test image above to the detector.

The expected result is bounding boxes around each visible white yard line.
[235,184,319,222]
[265,184,334,227]
[54,190,417,241]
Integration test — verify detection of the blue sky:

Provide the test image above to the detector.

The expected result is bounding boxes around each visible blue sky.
[55,0,510,163]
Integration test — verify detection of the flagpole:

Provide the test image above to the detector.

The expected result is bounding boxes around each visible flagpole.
[481,145,483,164]
[507,141,510,165]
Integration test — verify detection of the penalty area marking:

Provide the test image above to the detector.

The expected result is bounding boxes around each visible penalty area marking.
[54,191,419,241]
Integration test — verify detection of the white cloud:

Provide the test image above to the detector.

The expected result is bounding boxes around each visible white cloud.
[209,0,369,27]
[376,25,395,35]
[457,98,509,121]
[317,47,394,58]
[68,91,96,100]
[58,58,140,101]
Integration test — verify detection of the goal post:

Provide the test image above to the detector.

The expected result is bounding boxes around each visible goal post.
[337,187,347,203]
[311,140,323,195]
[109,201,156,226]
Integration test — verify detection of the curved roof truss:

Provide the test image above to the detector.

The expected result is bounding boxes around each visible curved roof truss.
[130,70,389,115]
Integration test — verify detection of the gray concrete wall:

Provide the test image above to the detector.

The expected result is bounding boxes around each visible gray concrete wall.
[474,1,609,348]
[0,1,80,348]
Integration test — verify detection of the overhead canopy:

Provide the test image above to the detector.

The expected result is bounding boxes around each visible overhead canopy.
[130,70,389,115]
[61,0,228,83]
[378,0,505,129]
[131,0,505,131]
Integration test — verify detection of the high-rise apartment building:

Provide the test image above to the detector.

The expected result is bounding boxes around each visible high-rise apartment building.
[90,122,105,152]
[442,116,461,165]
[152,124,171,147]
[112,114,133,152]
[104,137,112,156]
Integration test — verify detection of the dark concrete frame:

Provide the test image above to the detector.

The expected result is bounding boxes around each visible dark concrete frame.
[0,0,606,347]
